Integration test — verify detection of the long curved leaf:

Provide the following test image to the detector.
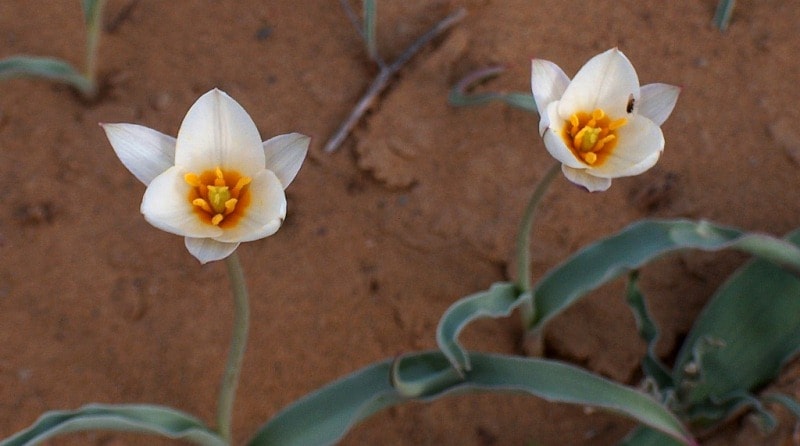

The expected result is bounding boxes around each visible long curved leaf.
[530,220,800,330]
[436,282,521,372]
[713,0,736,31]
[0,56,93,95]
[0,404,225,446]
[448,65,537,111]
[249,351,695,446]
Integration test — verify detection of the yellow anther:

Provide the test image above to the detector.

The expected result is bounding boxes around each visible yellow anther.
[211,214,224,226]
[192,198,212,213]
[214,167,226,186]
[583,152,597,164]
[231,176,252,195]
[185,173,201,187]
[609,118,627,130]
[569,114,580,128]
[592,109,605,120]
[595,135,616,150]
[224,198,238,215]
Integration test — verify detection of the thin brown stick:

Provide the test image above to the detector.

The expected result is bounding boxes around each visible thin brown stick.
[323,7,467,153]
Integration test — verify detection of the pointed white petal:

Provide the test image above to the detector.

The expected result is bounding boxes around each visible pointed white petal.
[185,237,239,264]
[589,115,664,178]
[562,165,612,192]
[531,59,570,113]
[558,48,640,119]
[542,103,586,169]
[638,83,681,126]
[214,170,286,243]
[141,166,223,238]
[263,133,310,189]
[174,89,265,176]
[101,123,176,186]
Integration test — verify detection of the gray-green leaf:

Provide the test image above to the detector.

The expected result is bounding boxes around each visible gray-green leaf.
[0,404,225,446]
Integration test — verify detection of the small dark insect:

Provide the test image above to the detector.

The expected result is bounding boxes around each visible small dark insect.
[626,94,635,113]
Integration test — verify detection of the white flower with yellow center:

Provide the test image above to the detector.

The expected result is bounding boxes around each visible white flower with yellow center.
[102,88,309,263]
[531,48,680,192]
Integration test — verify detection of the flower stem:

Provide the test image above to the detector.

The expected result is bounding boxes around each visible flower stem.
[517,162,560,329]
[216,252,250,443]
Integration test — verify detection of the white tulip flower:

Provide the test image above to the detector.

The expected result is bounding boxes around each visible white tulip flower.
[531,48,680,192]
[102,89,309,264]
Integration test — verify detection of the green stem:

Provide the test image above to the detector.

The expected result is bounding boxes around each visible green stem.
[517,162,561,328]
[216,252,250,443]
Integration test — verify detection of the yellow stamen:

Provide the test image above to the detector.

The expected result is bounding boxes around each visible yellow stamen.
[231,176,252,195]
[224,198,238,215]
[211,214,224,226]
[570,114,579,127]
[573,127,589,150]
[594,134,616,151]
[583,152,597,164]
[609,118,627,130]
[185,173,201,187]
[192,198,213,213]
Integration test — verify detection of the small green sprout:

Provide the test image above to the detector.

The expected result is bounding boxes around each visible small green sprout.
[0,0,105,99]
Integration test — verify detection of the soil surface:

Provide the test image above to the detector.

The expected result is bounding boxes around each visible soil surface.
[2,1,800,445]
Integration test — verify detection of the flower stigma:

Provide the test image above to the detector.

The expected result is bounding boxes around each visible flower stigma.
[562,108,627,165]
[185,167,252,227]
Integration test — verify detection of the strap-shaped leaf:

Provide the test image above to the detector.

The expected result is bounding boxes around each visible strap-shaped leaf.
[713,0,736,31]
[436,282,521,372]
[530,220,800,331]
[249,351,696,446]
[362,0,378,62]
[624,271,673,390]
[0,404,225,446]
[0,56,93,95]
[448,66,538,111]
[672,229,800,425]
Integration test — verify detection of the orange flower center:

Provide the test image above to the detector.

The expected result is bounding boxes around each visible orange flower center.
[562,108,627,166]
[184,167,252,227]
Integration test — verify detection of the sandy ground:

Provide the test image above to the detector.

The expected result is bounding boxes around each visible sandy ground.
[1,0,800,444]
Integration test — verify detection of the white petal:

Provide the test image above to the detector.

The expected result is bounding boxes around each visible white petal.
[263,133,310,189]
[562,165,612,192]
[101,123,176,186]
[214,169,286,243]
[589,115,664,178]
[638,83,681,126]
[542,102,586,169]
[174,89,265,176]
[185,237,239,264]
[141,166,223,238]
[558,48,640,119]
[531,59,570,114]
